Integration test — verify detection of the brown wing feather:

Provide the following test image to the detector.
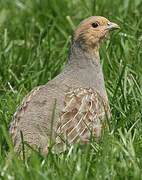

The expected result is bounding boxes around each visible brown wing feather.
[55,87,110,150]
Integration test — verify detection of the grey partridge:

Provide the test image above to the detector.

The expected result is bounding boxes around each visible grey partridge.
[9,16,120,154]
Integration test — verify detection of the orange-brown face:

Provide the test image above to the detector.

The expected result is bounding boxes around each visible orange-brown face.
[74,16,120,50]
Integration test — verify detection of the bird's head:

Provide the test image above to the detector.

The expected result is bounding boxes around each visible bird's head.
[73,16,120,58]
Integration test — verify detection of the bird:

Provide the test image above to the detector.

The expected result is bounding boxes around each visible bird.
[9,16,120,155]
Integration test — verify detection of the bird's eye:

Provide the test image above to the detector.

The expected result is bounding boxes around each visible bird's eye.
[92,22,99,28]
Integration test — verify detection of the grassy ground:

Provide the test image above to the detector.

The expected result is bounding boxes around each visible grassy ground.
[0,0,142,179]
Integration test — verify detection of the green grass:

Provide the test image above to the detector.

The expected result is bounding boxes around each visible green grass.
[0,0,142,179]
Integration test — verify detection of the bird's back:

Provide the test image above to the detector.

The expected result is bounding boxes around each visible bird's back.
[9,66,110,154]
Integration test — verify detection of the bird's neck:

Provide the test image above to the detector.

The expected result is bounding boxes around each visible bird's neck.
[65,42,108,101]
[68,45,100,67]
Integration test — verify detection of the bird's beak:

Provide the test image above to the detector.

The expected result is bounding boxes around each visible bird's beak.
[106,22,120,31]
